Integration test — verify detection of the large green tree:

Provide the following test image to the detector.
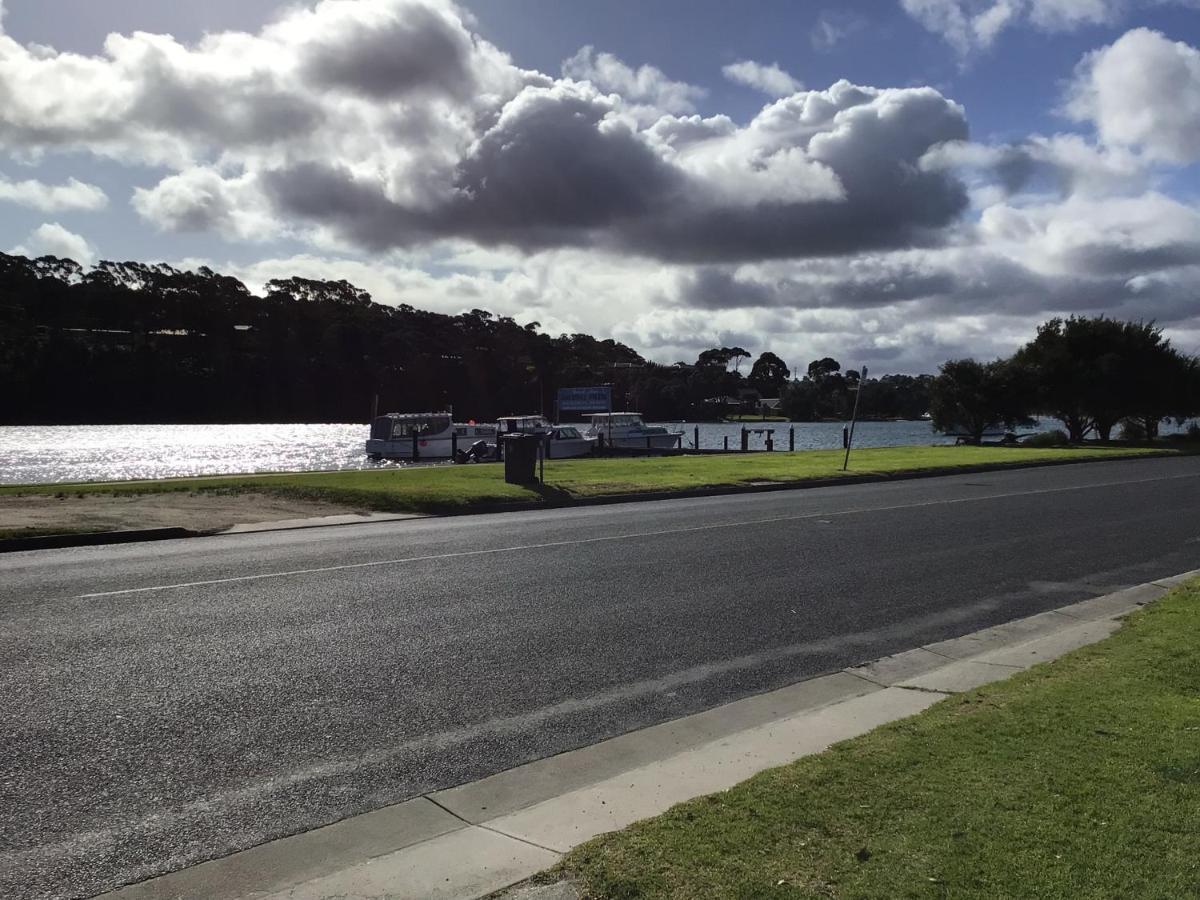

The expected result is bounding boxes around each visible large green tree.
[1013,317,1198,441]
[928,358,1031,444]
[748,351,790,397]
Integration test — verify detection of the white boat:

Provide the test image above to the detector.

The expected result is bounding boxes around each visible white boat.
[498,415,597,459]
[584,412,683,450]
[366,412,497,460]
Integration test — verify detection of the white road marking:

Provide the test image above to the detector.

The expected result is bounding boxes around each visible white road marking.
[77,470,1198,599]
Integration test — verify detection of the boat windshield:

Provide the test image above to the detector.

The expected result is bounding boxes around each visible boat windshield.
[499,416,549,433]
[591,414,643,427]
[389,416,449,438]
[555,426,582,439]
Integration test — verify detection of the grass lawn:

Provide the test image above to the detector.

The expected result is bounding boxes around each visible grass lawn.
[557,579,1200,899]
[0,445,1173,517]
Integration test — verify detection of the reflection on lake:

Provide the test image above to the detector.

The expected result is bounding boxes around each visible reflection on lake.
[3,420,953,485]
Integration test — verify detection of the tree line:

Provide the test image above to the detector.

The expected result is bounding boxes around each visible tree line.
[0,252,931,425]
[2,252,1195,436]
[929,317,1200,443]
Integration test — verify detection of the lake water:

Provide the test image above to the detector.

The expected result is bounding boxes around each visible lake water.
[0,420,956,485]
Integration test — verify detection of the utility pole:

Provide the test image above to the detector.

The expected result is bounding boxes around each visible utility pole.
[842,366,867,471]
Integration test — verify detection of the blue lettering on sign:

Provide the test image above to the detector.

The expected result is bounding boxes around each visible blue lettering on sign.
[557,386,611,411]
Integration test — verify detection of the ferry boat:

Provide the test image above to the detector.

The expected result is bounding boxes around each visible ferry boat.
[366,412,497,460]
[497,415,597,459]
[584,412,683,450]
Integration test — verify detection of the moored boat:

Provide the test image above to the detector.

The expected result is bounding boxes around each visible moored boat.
[584,412,683,450]
[498,414,597,459]
[366,412,496,460]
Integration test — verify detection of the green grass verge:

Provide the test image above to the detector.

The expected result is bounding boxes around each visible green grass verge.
[0,445,1173,515]
[558,580,1200,899]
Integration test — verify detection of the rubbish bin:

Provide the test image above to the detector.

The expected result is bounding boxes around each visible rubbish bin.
[502,433,539,484]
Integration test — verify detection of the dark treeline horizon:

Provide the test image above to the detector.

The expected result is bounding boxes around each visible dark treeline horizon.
[0,252,935,426]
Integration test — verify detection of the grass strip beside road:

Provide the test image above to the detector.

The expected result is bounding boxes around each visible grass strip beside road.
[557,579,1200,899]
[0,445,1174,517]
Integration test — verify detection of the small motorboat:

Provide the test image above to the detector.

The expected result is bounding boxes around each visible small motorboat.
[584,412,683,450]
[366,412,497,460]
[497,415,597,459]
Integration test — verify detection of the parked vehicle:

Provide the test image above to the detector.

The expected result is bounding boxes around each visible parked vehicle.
[584,412,683,449]
[366,412,497,460]
[497,415,597,458]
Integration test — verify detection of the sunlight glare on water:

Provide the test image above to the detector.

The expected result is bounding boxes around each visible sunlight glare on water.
[0,421,955,485]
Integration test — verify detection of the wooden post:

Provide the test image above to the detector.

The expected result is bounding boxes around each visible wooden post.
[766,432,774,452]
[694,425,700,450]
[741,427,749,452]
[842,366,868,471]
[789,426,795,452]
[412,430,419,461]
[451,429,458,460]
[724,435,729,451]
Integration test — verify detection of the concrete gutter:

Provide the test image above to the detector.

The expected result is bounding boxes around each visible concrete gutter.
[2,450,1179,553]
[93,571,1196,900]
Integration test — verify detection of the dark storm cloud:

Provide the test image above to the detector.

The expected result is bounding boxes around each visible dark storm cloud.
[299,3,477,100]
[262,80,971,263]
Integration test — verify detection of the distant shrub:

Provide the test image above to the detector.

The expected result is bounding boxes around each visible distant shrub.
[1022,429,1070,448]
[1119,419,1146,442]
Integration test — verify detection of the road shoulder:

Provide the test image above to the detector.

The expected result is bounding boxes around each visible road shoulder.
[95,572,1192,900]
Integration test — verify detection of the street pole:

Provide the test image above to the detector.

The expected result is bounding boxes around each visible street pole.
[842,366,867,471]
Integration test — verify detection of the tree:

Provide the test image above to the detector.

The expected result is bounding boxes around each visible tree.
[696,346,751,374]
[807,357,841,381]
[929,359,1030,445]
[1013,316,1198,441]
[748,351,790,397]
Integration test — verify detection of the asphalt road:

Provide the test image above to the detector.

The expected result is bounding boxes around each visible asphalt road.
[3,455,1200,900]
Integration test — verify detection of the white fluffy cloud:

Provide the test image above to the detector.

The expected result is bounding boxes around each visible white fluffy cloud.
[12,222,96,264]
[0,1,970,261]
[901,0,1196,55]
[2,3,1200,371]
[721,60,803,97]
[562,46,706,115]
[0,172,106,211]
[1067,27,1200,162]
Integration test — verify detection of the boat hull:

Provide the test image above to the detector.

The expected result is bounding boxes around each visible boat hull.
[366,435,492,460]
[599,433,682,450]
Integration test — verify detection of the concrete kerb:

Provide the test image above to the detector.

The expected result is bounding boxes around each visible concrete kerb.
[95,571,1195,900]
[3,450,1179,554]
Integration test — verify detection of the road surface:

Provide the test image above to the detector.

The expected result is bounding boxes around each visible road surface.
[3,455,1199,899]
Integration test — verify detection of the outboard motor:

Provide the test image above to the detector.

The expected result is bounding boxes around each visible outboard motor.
[456,439,491,463]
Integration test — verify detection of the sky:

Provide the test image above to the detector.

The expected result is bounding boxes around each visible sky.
[1,0,1200,374]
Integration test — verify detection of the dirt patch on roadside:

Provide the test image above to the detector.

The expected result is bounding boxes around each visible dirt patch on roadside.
[0,492,367,535]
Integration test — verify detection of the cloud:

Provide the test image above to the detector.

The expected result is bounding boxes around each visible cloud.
[811,11,868,50]
[132,168,278,240]
[4,0,1200,373]
[899,1,1196,55]
[0,1,970,263]
[919,132,1146,198]
[562,45,705,115]
[0,172,107,211]
[12,222,96,264]
[721,60,803,96]
[1066,28,1200,163]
